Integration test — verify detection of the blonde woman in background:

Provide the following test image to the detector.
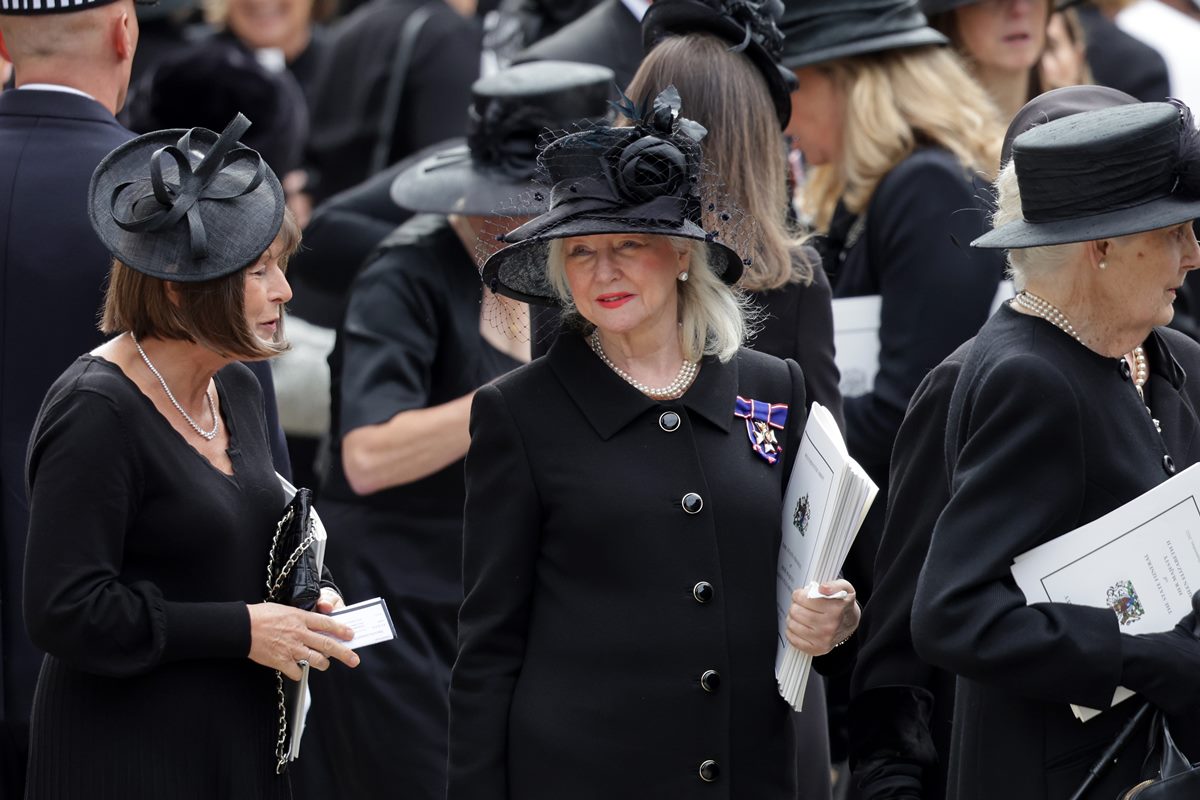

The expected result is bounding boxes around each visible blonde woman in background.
[779,0,1005,603]
[923,0,1051,119]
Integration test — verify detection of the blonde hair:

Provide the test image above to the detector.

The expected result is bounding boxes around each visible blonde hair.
[801,45,1004,231]
[546,235,753,363]
[991,160,1081,289]
[625,34,813,292]
[100,208,301,360]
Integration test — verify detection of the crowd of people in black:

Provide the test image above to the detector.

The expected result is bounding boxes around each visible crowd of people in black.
[4,0,1200,798]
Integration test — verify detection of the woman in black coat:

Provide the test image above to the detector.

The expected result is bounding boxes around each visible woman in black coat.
[447,91,860,799]
[848,84,1142,800]
[911,100,1200,799]
[22,117,359,799]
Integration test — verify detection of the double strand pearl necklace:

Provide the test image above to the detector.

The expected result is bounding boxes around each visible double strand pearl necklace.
[130,332,221,441]
[1014,291,1157,431]
[588,330,698,399]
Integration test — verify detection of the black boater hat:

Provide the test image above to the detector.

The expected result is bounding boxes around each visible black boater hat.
[974,101,1200,249]
[89,113,286,282]
[779,0,947,70]
[480,87,748,306]
[1001,84,1138,165]
[642,0,798,128]
[390,61,614,216]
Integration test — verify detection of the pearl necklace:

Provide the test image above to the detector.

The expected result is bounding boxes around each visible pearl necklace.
[588,330,698,399]
[1014,291,1159,432]
[130,332,220,441]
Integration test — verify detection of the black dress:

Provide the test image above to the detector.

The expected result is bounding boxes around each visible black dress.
[305,215,520,800]
[449,335,854,799]
[912,306,1200,799]
[23,357,289,800]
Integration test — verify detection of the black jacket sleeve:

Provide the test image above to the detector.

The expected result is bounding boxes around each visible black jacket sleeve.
[911,353,1124,709]
[447,383,543,800]
[23,388,250,677]
[791,263,844,432]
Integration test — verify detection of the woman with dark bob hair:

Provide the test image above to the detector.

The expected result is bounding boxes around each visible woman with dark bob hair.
[22,114,359,799]
[447,89,860,799]
[912,100,1200,798]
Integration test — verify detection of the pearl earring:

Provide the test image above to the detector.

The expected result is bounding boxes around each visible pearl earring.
[678,271,689,282]
[1098,259,1107,270]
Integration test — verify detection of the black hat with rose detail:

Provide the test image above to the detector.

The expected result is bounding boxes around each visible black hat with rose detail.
[389,61,615,216]
[642,0,798,128]
[480,86,749,306]
[88,113,285,282]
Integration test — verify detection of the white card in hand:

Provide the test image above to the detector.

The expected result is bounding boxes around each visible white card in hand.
[326,597,396,649]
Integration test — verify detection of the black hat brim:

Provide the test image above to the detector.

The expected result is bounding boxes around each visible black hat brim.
[480,218,745,306]
[973,195,1200,249]
[389,139,547,216]
[642,1,797,128]
[88,126,285,282]
[781,27,947,69]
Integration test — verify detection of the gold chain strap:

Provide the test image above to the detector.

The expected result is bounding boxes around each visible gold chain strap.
[264,504,317,773]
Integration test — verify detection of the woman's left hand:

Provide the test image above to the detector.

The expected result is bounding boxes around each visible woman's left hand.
[786,579,860,656]
[315,587,346,614]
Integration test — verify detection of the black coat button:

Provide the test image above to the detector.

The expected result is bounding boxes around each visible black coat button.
[700,670,721,693]
[682,492,704,514]
[699,760,720,782]
[659,411,681,432]
[693,581,714,603]
[1164,454,1176,475]
[1119,359,1132,380]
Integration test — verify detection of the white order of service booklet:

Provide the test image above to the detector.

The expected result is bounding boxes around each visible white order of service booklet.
[775,402,878,711]
[1011,463,1200,721]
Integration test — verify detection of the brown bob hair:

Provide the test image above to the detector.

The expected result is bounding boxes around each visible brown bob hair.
[99,208,301,361]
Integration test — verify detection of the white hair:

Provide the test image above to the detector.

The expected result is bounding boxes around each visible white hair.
[546,235,753,363]
[993,160,1085,290]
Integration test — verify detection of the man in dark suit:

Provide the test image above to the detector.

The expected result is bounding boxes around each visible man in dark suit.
[514,0,649,91]
[0,2,140,793]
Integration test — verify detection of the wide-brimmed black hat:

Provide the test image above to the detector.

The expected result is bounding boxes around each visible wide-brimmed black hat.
[779,0,947,69]
[480,87,747,306]
[643,0,798,128]
[89,113,285,282]
[1001,84,1137,164]
[390,61,614,217]
[974,101,1200,249]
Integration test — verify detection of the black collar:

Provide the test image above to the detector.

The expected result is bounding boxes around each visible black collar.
[1145,326,1187,391]
[546,332,738,440]
[0,88,123,126]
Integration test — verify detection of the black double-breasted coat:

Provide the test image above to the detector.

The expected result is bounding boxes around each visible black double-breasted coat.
[448,334,816,799]
[912,306,1200,799]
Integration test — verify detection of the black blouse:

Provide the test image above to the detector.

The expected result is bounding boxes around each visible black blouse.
[23,356,288,799]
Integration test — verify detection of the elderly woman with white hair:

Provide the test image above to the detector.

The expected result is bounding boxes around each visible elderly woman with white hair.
[446,90,861,799]
[912,100,1200,799]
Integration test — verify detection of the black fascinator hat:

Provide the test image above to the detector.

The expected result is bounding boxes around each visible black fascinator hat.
[390,61,615,217]
[779,0,947,70]
[974,101,1200,249]
[89,113,285,282]
[480,87,748,306]
[643,0,798,128]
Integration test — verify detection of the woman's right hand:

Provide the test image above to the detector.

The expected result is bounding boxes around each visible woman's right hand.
[247,602,360,681]
[1122,590,1200,715]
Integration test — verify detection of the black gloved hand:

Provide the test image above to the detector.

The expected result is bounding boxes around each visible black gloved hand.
[1121,590,1200,716]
